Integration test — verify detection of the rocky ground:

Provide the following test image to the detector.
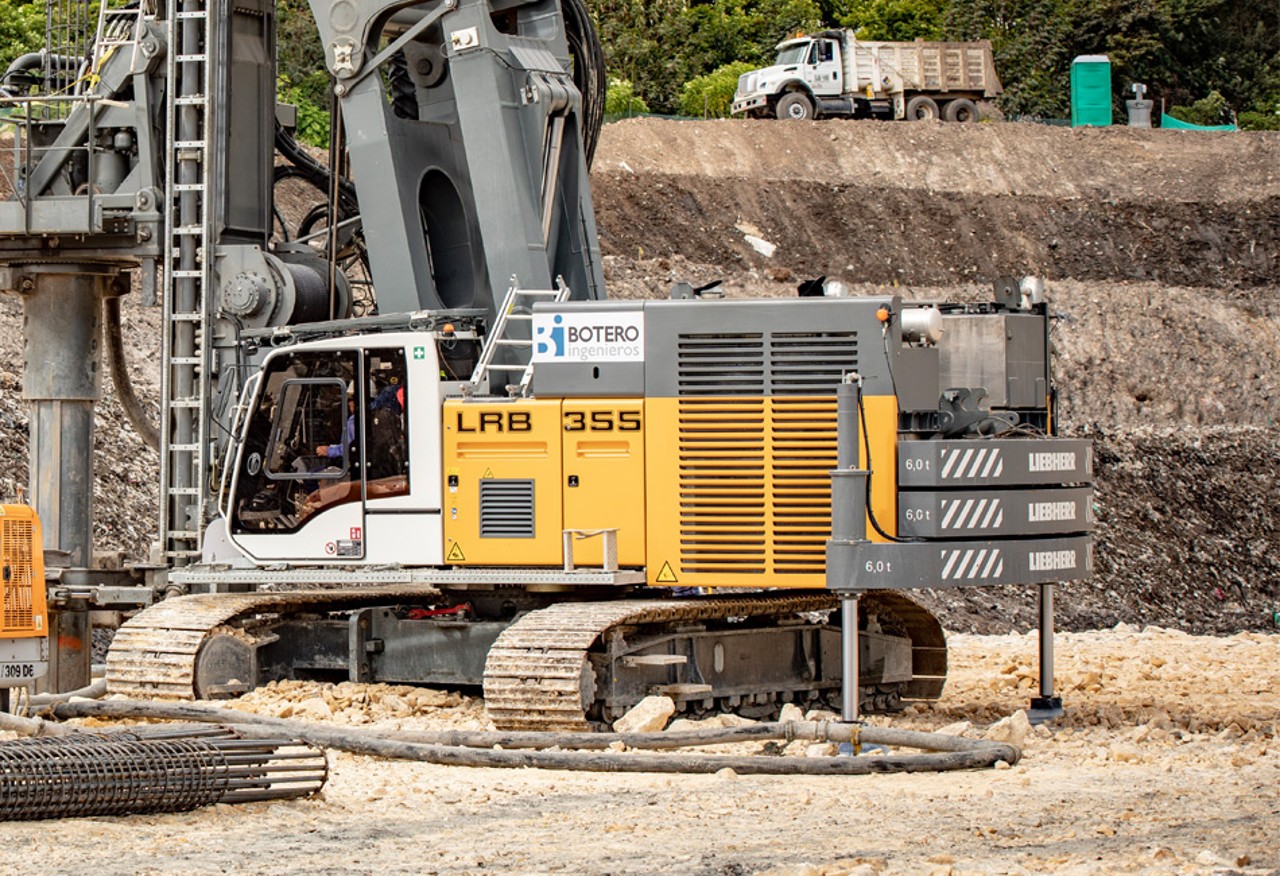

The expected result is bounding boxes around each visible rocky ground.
[8,627,1278,875]
[0,117,1277,872]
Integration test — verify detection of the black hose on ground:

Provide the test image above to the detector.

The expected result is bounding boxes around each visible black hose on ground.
[49,700,1020,775]
[103,295,160,450]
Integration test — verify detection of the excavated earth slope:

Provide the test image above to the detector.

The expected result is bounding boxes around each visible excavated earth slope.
[0,118,1277,634]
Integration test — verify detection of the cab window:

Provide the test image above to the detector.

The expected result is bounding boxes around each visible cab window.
[232,351,361,534]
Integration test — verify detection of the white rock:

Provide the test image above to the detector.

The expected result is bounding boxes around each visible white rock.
[984,710,1032,747]
[937,720,972,737]
[612,695,676,733]
[778,703,806,724]
[805,742,838,758]
[294,696,333,720]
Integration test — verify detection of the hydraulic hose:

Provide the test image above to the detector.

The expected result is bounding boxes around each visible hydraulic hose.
[562,0,605,166]
[49,700,1021,775]
[103,296,160,450]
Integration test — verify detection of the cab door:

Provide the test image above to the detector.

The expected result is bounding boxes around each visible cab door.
[805,39,843,96]
[227,348,367,563]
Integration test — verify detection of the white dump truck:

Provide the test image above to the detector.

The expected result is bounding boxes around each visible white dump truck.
[731,30,1002,121]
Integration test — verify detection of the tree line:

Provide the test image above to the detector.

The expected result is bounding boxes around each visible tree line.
[0,0,1273,132]
[597,0,1279,126]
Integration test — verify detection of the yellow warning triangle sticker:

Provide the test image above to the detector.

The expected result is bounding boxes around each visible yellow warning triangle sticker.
[446,542,466,562]
[482,468,494,479]
[655,561,678,583]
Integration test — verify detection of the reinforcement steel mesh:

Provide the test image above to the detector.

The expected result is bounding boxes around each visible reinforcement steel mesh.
[0,730,327,820]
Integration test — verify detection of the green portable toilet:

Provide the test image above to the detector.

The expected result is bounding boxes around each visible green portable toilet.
[1070,55,1112,127]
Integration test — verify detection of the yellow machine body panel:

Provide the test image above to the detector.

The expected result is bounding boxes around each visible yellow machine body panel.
[642,394,899,589]
[443,399,564,565]
[0,505,47,640]
[561,399,646,567]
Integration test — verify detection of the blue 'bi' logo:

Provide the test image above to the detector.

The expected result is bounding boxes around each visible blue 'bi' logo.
[535,314,565,357]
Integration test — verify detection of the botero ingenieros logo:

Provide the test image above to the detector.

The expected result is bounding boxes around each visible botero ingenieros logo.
[535,314,566,357]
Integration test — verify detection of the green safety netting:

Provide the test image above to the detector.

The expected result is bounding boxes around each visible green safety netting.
[1160,113,1236,131]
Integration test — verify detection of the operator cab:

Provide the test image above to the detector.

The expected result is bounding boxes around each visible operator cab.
[224,330,477,566]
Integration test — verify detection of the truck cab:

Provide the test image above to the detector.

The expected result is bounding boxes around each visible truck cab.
[731,36,844,120]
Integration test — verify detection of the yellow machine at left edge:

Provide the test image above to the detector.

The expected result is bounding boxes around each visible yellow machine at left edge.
[0,505,50,694]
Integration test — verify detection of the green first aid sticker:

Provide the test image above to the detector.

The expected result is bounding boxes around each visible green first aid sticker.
[413,346,426,360]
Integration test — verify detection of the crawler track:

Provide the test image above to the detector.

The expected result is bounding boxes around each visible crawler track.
[483,593,842,731]
[105,587,441,698]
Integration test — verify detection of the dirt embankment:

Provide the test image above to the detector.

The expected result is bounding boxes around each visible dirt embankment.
[592,120,1280,289]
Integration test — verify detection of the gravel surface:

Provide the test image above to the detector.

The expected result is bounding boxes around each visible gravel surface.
[6,627,1277,875]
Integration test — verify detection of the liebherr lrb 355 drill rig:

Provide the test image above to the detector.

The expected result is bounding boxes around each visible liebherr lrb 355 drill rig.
[0,0,1090,728]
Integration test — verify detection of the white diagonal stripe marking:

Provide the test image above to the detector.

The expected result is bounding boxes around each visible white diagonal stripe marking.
[982,550,1002,577]
[940,449,958,478]
[966,449,987,479]
[941,499,960,529]
[941,550,960,579]
[981,499,1001,528]
[981,449,1001,478]
[969,549,988,578]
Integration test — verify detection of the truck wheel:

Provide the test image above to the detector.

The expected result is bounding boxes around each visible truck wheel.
[944,98,979,123]
[904,95,939,121]
[776,93,814,121]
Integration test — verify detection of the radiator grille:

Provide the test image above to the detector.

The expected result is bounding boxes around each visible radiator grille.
[479,480,535,538]
[768,332,858,395]
[770,398,839,573]
[676,334,765,396]
[675,399,837,576]
[2,519,35,631]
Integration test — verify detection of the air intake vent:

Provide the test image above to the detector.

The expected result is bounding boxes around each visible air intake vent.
[676,334,765,396]
[1,519,34,631]
[675,331,857,397]
[673,398,838,576]
[770,398,838,573]
[769,332,858,395]
[479,480,535,538]
[677,400,767,574]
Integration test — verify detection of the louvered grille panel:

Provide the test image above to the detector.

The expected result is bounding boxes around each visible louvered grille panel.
[674,399,838,576]
[771,398,838,573]
[676,334,765,396]
[2,520,34,631]
[769,332,858,395]
[479,480,536,538]
[677,400,767,573]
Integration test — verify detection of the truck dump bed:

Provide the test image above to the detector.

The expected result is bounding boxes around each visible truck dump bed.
[845,37,1002,98]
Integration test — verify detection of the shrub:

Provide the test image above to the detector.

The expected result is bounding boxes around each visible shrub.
[678,61,756,118]
[605,77,649,116]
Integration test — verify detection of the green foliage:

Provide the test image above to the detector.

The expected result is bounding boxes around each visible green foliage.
[605,77,649,115]
[1168,90,1231,126]
[841,0,947,40]
[278,75,331,147]
[1237,110,1279,131]
[945,0,1280,122]
[588,0,820,114]
[0,0,55,86]
[679,61,756,117]
[276,0,330,145]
